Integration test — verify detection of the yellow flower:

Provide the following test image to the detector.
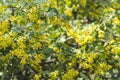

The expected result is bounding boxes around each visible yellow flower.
[33,53,44,65]
[113,17,120,25]
[48,0,57,8]
[64,9,72,17]
[68,62,73,67]
[17,36,26,49]
[56,54,65,62]
[62,69,78,80]
[30,38,36,43]
[37,19,44,25]
[38,35,47,41]
[27,7,39,21]
[32,42,41,50]
[0,35,12,50]
[1,54,10,62]
[95,62,112,75]
[64,0,71,6]
[80,62,92,69]
[53,47,61,53]
[109,8,115,12]
[0,20,10,34]
[0,5,6,13]
[10,48,28,59]
[87,57,94,63]
[111,45,120,54]
[10,15,24,25]
[80,0,87,7]
[105,45,111,51]
[98,29,104,38]
[49,71,59,80]
[34,74,41,80]
[109,39,115,44]
[28,13,38,21]
[10,16,16,22]
[84,35,94,42]
[20,58,26,65]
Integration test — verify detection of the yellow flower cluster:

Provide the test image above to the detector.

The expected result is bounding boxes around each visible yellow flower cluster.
[50,16,62,25]
[16,36,26,49]
[64,0,71,6]
[0,0,120,79]
[113,17,120,25]
[1,54,10,63]
[64,8,72,17]
[80,53,98,69]
[80,0,87,7]
[53,47,62,53]
[28,54,44,72]
[56,54,65,63]
[0,5,6,14]
[97,28,105,38]
[62,69,78,80]
[29,59,42,72]
[10,15,24,25]
[68,56,76,67]
[33,53,44,65]
[10,49,28,65]
[48,0,57,8]
[32,42,41,50]
[109,8,115,12]
[63,23,95,46]
[27,7,39,21]
[0,35,12,50]
[0,20,10,34]
[29,34,50,50]
[111,45,120,54]
[49,71,59,80]
[34,74,41,80]
[95,62,112,75]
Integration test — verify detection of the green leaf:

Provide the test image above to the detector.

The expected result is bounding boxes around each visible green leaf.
[81,45,86,51]
[34,0,46,4]
[95,76,102,80]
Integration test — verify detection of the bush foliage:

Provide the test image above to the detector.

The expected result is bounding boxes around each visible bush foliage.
[0,0,120,80]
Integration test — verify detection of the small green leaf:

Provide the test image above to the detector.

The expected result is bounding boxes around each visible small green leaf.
[81,45,86,51]
[34,0,46,4]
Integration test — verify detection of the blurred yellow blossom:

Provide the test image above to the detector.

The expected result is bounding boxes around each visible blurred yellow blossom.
[65,9,72,17]
[80,0,87,7]
[111,45,120,54]
[62,69,78,80]
[109,8,115,12]
[33,53,44,65]
[34,74,41,80]
[98,29,105,38]
[95,62,112,75]
[64,0,71,6]
[113,17,120,25]
[49,71,59,80]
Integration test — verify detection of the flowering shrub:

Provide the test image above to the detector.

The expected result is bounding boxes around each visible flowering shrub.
[0,0,120,80]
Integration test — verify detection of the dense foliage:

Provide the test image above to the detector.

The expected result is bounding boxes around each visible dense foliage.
[0,0,120,80]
